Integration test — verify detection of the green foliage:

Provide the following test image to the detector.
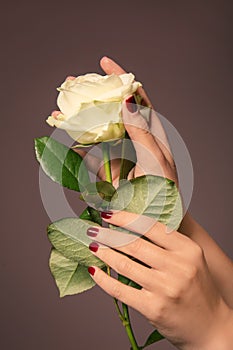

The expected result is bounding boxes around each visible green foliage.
[80,181,116,208]
[49,249,96,297]
[79,207,102,226]
[34,136,89,191]
[118,274,141,290]
[47,218,106,296]
[110,175,182,230]
[141,329,164,348]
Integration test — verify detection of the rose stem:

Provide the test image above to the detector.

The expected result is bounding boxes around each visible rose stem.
[102,142,112,183]
[102,145,124,321]
[119,136,140,350]
[102,142,140,349]
[122,303,139,350]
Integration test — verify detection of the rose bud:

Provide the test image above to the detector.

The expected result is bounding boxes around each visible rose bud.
[46,73,141,144]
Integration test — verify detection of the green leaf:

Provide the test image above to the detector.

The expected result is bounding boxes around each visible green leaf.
[49,249,96,297]
[118,274,141,290]
[47,217,105,268]
[48,218,106,297]
[34,136,89,191]
[141,329,164,348]
[109,175,182,230]
[80,181,116,207]
[79,206,102,226]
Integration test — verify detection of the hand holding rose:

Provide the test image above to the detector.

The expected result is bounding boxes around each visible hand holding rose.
[81,57,233,349]
[39,56,233,350]
[87,210,233,350]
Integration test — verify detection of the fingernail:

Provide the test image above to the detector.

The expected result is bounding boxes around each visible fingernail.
[87,227,99,237]
[101,55,109,61]
[65,75,75,81]
[88,266,96,276]
[126,95,138,113]
[101,211,113,219]
[89,242,99,253]
[51,110,61,117]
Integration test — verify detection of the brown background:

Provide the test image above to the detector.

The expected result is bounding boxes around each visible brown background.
[1,1,232,349]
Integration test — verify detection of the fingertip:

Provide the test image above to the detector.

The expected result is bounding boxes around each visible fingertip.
[101,211,113,220]
[65,75,76,81]
[88,266,96,276]
[100,56,111,70]
[100,56,126,75]
[100,55,109,63]
[51,110,61,117]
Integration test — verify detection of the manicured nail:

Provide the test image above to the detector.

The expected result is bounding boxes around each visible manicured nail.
[88,266,96,276]
[101,211,113,219]
[89,242,99,253]
[126,95,138,113]
[87,227,99,237]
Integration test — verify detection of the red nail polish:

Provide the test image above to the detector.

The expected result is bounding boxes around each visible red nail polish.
[126,95,138,113]
[101,211,113,219]
[88,266,96,276]
[89,242,99,252]
[87,227,99,237]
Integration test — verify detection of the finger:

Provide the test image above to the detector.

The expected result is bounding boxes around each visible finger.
[51,110,62,117]
[100,56,126,75]
[122,99,168,177]
[100,56,152,107]
[149,109,174,165]
[74,149,121,186]
[88,266,149,315]
[89,241,159,289]
[100,210,188,251]
[65,75,76,81]
[87,226,168,270]
[124,98,174,163]
[100,57,174,166]
[74,149,104,179]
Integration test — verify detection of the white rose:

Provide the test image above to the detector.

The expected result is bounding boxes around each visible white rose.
[46,73,142,144]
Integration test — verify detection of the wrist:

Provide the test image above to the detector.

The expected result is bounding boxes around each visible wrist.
[176,301,233,350]
[191,302,233,350]
[178,211,197,238]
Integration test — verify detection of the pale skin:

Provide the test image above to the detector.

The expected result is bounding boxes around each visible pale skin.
[53,57,233,349]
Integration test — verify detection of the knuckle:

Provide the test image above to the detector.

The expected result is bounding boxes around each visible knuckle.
[127,238,144,256]
[143,291,166,323]
[111,281,122,299]
[191,242,204,264]
[153,302,166,322]
[185,264,198,281]
[146,222,158,237]
[165,285,182,301]
[116,257,132,275]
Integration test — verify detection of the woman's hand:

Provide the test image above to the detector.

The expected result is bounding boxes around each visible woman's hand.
[87,210,233,349]
[55,56,178,187]
[98,57,233,308]
[101,56,178,185]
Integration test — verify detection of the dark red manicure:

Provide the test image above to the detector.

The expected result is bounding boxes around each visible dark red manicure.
[89,242,99,252]
[88,266,96,276]
[87,227,99,237]
[126,95,138,113]
[101,211,113,219]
